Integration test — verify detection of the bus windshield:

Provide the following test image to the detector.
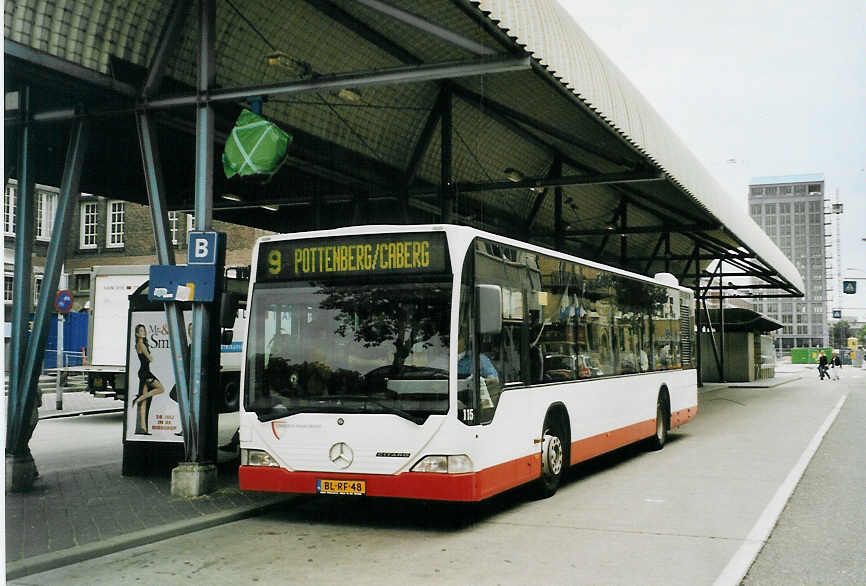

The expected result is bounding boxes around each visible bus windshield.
[244,280,452,423]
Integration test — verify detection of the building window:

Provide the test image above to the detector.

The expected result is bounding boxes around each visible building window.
[797,325,808,334]
[765,186,778,195]
[3,273,13,303]
[74,273,91,292]
[4,183,16,235]
[808,200,822,213]
[794,184,806,194]
[780,186,792,194]
[80,201,98,249]
[750,187,763,196]
[106,200,125,248]
[169,211,179,246]
[807,184,822,194]
[750,204,762,216]
[33,275,43,305]
[35,189,58,241]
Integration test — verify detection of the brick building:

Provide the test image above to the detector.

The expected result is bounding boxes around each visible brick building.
[4,179,271,322]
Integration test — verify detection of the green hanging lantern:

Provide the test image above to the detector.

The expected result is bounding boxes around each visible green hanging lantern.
[222,109,292,179]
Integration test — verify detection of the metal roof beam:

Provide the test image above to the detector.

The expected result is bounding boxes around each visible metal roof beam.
[142,0,191,98]
[5,40,137,98]
[451,86,635,168]
[352,0,497,56]
[304,0,423,65]
[551,223,716,237]
[145,55,530,108]
[410,170,663,196]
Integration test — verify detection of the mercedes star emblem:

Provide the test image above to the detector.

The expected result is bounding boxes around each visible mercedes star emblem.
[329,442,354,469]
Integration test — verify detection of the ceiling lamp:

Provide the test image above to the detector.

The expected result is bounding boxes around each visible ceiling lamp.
[504,168,524,183]
[261,204,279,212]
[336,88,362,102]
[221,193,243,202]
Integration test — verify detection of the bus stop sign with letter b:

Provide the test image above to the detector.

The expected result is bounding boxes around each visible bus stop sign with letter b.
[188,231,221,265]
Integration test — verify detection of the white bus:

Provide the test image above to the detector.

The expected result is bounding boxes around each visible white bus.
[239,225,697,501]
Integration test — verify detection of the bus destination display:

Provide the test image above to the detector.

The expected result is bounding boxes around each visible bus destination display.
[258,233,449,280]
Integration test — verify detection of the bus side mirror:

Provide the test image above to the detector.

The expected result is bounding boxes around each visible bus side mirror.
[477,284,502,335]
[221,330,234,345]
[219,292,238,328]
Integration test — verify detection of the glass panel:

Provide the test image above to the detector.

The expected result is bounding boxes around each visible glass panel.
[244,280,451,423]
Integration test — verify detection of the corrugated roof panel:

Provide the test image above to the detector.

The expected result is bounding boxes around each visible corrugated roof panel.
[473,0,804,294]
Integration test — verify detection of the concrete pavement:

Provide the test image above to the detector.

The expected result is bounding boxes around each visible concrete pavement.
[4,391,292,581]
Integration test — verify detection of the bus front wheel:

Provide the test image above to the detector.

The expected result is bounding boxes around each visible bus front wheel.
[535,419,566,499]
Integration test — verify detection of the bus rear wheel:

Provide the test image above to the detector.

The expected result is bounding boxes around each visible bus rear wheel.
[649,397,669,451]
[534,419,566,499]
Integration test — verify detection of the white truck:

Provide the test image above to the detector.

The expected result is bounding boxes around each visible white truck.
[78,265,247,411]
[81,265,150,400]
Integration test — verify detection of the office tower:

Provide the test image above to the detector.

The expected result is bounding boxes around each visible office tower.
[748,174,827,350]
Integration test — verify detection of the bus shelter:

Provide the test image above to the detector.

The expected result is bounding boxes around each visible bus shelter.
[5,0,804,493]
[699,308,782,383]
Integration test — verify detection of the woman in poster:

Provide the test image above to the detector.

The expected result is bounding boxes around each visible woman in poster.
[132,324,165,434]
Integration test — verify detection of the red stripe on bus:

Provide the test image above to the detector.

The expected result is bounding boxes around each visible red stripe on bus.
[240,404,697,502]
[569,404,698,466]
[239,453,541,502]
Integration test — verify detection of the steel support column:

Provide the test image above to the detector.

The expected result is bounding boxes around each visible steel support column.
[718,259,725,382]
[553,157,563,251]
[9,119,88,494]
[135,112,191,445]
[6,87,36,461]
[664,232,671,274]
[186,0,219,472]
[693,245,702,386]
[619,200,628,267]
[439,83,453,223]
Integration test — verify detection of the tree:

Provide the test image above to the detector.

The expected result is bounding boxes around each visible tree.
[318,284,449,369]
[829,320,850,349]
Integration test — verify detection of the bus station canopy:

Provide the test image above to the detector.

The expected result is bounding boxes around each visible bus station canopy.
[4,0,804,298]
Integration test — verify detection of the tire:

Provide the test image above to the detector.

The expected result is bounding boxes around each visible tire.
[649,397,669,451]
[222,379,239,412]
[534,418,567,499]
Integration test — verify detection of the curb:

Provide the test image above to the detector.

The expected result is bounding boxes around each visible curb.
[5,497,294,580]
[39,407,124,420]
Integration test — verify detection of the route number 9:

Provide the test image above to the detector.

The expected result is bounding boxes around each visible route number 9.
[268,250,282,275]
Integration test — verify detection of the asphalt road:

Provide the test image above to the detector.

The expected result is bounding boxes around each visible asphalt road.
[10,367,865,585]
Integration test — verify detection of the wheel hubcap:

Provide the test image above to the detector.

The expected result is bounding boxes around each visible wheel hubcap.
[542,434,563,476]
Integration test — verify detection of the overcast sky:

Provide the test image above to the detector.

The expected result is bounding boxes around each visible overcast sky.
[558,0,865,306]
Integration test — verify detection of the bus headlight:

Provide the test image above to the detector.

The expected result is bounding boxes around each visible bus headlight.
[411,455,472,473]
[241,449,280,467]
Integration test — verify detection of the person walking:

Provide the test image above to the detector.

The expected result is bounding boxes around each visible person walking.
[817,350,829,381]
[830,350,842,381]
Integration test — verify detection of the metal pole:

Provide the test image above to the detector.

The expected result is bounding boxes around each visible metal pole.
[135,111,191,445]
[55,313,64,410]
[16,119,88,455]
[440,83,453,223]
[188,0,219,466]
[692,245,704,386]
[719,259,725,382]
[553,157,563,251]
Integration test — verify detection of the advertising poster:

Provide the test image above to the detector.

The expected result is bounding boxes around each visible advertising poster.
[125,311,184,442]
